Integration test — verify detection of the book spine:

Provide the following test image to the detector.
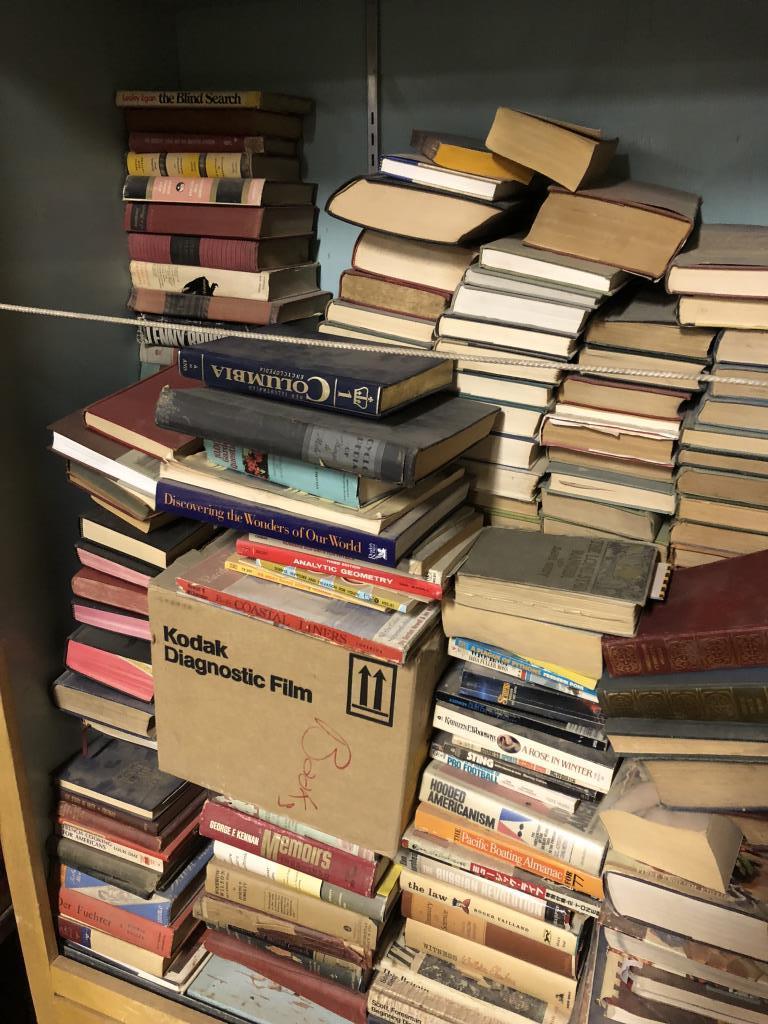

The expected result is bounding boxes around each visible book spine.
[211,841,389,922]
[403,917,577,1009]
[130,260,276,299]
[126,152,251,178]
[58,887,175,956]
[157,480,401,568]
[196,893,371,968]
[205,862,379,949]
[57,801,163,851]
[428,746,579,814]
[178,347,385,417]
[117,90,268,108]
[448,636,597,697]
[235,537,442,600]
[176,572,405,663]
[432,702,613,794]
[413,805,604,900]
[199,802,379,896]
[123,176,265,206]
[401,891,575,978]
[203,929,367,1024]
[161,842,214,900]
[58,792,159,834]
[128,234,265,273]
[397,849,569,926]
[399,867,578,953]
[597,682,768,722]
[602,631,768,679]
[127,287,277,327]
[127,133,259,153]
[399,834,596,919]
[202,922,365,989]
[368,979,464,1024]
[154,386,412,484]
[203,439,362,507]
[252,806,375,862]
[56,838,158,899]
[123,107,303,140]
[459,670,603,726]
[58,822,165,871]
[382,952,559,1024]
[135,316,233,348]
[124,202,268,239]
[61,866,175,925]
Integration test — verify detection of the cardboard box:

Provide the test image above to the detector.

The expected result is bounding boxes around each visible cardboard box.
[149,550,447,857]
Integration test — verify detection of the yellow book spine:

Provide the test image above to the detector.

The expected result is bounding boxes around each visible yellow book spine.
[125,152,248,177]
[435,143,533,184]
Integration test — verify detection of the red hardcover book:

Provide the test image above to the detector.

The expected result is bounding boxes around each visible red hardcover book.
[124,202,316,240]
[65,626,153,702]
[71,568,149,615]
[126,234,311,273]
[57,806,200,868]
[75,542,156,589]
[234,536,443,601]
[84,365,200,461]
[603,548,768,677]
[57,798,201,853]
[203,929,367,1024]
[127,286,330,326]
[58,887,196,956]
[199,800,381,897]
[123,107,303,140]
[127,132,297,155]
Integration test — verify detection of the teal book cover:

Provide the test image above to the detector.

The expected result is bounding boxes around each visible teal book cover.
[203,439,361,507]
[187,955,350,1024]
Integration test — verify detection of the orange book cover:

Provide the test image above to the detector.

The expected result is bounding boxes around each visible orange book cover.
[414,803,604,900]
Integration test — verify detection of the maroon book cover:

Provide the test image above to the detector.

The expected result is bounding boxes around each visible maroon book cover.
[71,567,149,615]
[123,107,303,140]
[127,287,329,326]
[127,132,298,155]
[57,796,204,853]
[127,233,311,272]
[603,549,768,677]
[124,202,315,240]
[199,800,380,897]
[84,364,200,461]
[203,929,367,1024]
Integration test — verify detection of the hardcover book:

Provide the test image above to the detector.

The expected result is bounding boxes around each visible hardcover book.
[155,387,498,486]
[602,548,768,677]
[129,260,318,299]
[410,129,534,183]
[72,567,149,615]
[53,670,155,738]
[125,152,300,180]
[80,503,214,569]
[58,740,199,821]
[326,175,530,246]
[338,267,451,318]
[116,89,313,114]
[127,233,311,273]
[127,131,298,154]
[72,594,149,640]
[124,202,317,240]
[351,229,475,293]
[65,625,153,702]
[127,287,330,326]
[525,181,701,280]
[123,175,314,207]
[666,223,768,298]
[122,107,304,139]
[176,334,452,416]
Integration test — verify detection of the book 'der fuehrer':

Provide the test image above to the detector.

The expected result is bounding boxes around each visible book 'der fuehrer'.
[44,86,768,1024]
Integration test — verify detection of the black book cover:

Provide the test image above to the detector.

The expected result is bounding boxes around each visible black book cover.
[53,669,154,717]
[155,387,498,485]
[81,502,213,556]
[57,740,193,818]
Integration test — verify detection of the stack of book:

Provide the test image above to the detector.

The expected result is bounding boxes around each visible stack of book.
[321,129,535,349]
[49,366,216,747]
[116,88,327,375]
[192,795,400,1021]
[55,739,213,996]
[540,287,717,555]
[139,334,498,1013]
[449,237,628,531]
[667,224,768,565]
[432,110,628,529]
[365,529,661,1023]
[590,548,768,1024]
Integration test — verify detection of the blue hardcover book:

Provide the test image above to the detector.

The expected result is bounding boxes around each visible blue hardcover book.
[156,477,467,568]
[62,844,213,924]
[187,954,350,1024]
[177,333,452,417]
[202,439,392,509]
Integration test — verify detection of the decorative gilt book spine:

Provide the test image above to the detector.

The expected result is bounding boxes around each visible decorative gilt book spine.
[598,683,768,721]
[602,629,768,678]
